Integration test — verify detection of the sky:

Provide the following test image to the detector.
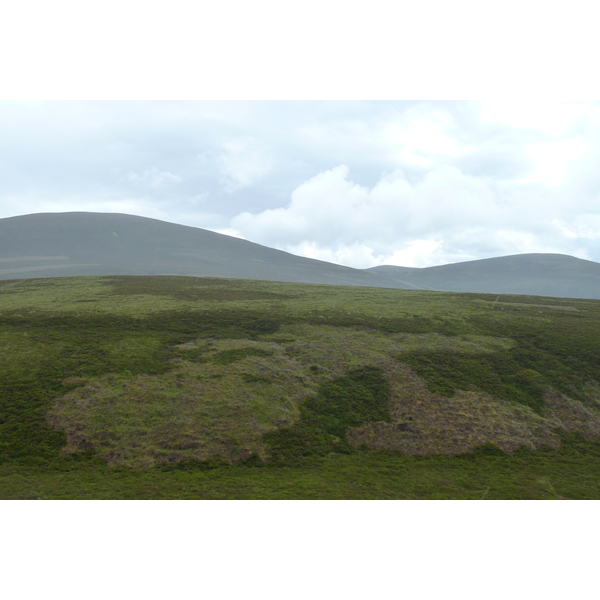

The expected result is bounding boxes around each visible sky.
[2,99,600,269]
[2,1,599,270]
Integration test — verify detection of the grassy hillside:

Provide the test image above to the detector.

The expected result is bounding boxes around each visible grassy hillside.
[2,275,600,499]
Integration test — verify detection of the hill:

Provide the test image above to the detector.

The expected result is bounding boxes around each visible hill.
[3,211,600,299]
[2,274,600,499]
[367,253,600,299]
[0,212,411,289]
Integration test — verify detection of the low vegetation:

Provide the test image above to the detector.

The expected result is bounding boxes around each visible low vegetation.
[2,275,600,499]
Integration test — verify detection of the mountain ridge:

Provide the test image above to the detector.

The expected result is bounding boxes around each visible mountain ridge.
[2,211,600,299]
[367,253,600,299]
[0,211,410,289]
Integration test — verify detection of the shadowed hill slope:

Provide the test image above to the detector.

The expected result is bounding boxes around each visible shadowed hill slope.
[367,254,600,299]
[0,212,410,289]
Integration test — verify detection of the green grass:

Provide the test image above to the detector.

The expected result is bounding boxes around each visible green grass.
[2,434,600,499]
[2,275,600,498]
[264,366,392,460]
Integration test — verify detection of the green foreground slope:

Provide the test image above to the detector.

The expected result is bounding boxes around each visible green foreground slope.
[2,275,600,499]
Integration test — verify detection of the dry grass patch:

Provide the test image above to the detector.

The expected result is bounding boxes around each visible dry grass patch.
[44,319,600,466]
[47,325,524,466]
[347,362,563,455]
[261,324,513,370]
[543,388,600,440]
[48,338,313,467]
[348,362,600,456]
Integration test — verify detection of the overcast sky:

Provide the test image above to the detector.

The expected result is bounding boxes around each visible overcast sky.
[2,100,600,268]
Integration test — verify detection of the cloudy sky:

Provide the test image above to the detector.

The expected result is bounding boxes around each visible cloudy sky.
[2,100,600,268]
[2,2,599,270]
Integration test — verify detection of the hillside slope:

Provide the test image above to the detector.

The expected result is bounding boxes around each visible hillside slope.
[368,253,600,299]
[3,275,600,498]
[0,212,411,289]
[2,275,600,468]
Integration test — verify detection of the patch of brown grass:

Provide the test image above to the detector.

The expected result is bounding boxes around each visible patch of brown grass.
[46,323,600,465]
[347,362,563,455]
[48,339,311,467]
[543,388,600,440]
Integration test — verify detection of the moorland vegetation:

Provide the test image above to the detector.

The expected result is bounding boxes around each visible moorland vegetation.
[2,275,600,499]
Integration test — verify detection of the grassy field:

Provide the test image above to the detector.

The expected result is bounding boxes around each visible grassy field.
[2,275,600,499]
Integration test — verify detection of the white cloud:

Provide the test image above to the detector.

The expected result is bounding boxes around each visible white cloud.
[284,241,380,270]
[186,192,210,206]
[552,216,600,241]
[216,136,274,193]
[478,100,588,137]
[290,238,448,270]
[231,160,600,268]
[387,107,465,168]
[383,240,444,268]
[127,167,182,188]
[213,227,246,239]
[233,164,499,248]
[517,137,587,187]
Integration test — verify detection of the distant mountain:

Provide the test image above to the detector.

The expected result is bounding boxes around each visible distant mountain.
[367,254,600,299]
[3,212,599,299]
[0,212,410,289]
